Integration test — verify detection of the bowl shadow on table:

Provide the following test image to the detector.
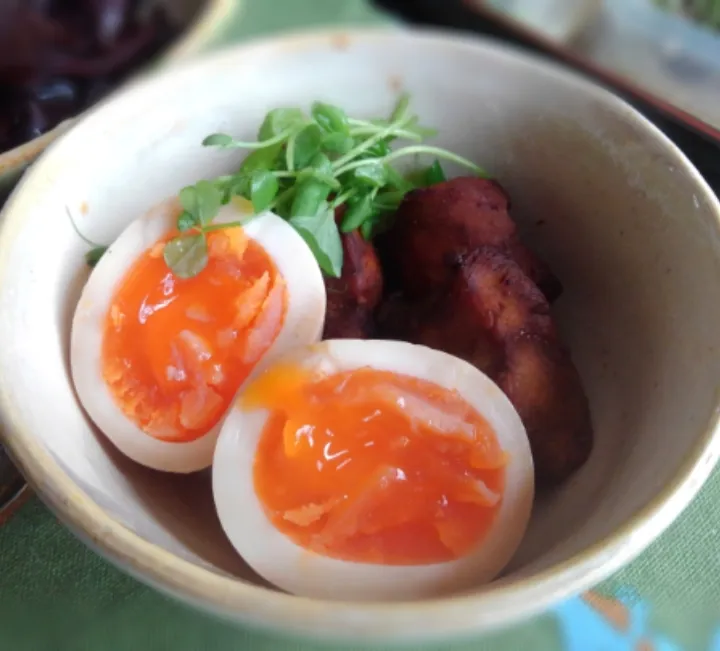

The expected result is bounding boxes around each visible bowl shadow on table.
[48,80,720,599]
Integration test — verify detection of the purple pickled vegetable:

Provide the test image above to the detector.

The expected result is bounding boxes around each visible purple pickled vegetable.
[0,0,178,152]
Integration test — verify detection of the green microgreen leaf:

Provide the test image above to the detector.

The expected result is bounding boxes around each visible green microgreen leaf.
[293,124,324,169]
[202,130,294,150]
[373,189,406,212]
[290,208,343,277]
[239,142,284,174]
[166,94,488,280]
[404,159,446,188]
[330,188,357,210]
[321,132,355,155]
[85,246,107,267]
[341,193,374,232]
[178,186,197,213]
[285,132,297,172]
[290,178,333,220]
[309,152,333,174]
[360,219,374,241]
[250,169,279,213]
[272,189,296,216]
[229,176,251,201]
[219,186,234,205]
[349,126,423,142]
[177,211,198,232]
[425,159,447,185]
[312,102,350,135]
[361,210,394,241]
[202,133,235,148]
[179,180,222,226]
[194,181,222,226]
[348,116,437,141]
[163,234,208,279]
[297,170,340,189]
[362,138,392,159]
[381,145,488,177]
[353,162,387,188]
[335,144,487,179]
[331,112,414,170]
[258,108,306,141]
[297,153,341,189]
[384,166,414,193]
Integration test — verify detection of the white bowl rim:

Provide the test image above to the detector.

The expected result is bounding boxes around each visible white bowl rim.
[1,26,720,644]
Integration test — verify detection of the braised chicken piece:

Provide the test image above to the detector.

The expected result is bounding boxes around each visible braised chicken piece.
[323,228,383,340]
[377,248,591,487]
[499,333,593,487]
[380,177,562,302]
[377,289,505,379]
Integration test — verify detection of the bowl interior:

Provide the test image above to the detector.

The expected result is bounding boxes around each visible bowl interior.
[1,30,719,634]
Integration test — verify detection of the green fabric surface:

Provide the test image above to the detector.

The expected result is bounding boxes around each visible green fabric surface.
[237,0,393,34]
[2,1,720,650]
[2,473,719,650]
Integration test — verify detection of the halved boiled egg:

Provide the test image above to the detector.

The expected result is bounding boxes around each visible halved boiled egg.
[213,339,534,601]
[71,200,326,473]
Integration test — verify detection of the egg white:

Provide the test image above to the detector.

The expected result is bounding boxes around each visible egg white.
[213,339,534,601]
[70,200,326,473]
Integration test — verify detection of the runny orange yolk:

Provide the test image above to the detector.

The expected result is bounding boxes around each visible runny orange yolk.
[248,363,508,565]
[102,228,287,443]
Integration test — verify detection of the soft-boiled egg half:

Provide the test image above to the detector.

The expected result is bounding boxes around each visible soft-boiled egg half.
[71,199,326,473]
[213,339,534,601]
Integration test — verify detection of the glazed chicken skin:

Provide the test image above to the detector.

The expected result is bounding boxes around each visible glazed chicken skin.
[381,177,562,302]
[500,334,592,487]
[323,228,383,339]
[449,249,591,486]
[378,247,592,488]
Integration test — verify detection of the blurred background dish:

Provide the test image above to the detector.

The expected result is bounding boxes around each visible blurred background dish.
[465,0,720,137]
[0,0,243,204]
[474,0,602,43]
[575,0,720,132]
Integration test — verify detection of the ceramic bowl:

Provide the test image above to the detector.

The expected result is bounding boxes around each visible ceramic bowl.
[0,28,719,645]
[0,0,244,204]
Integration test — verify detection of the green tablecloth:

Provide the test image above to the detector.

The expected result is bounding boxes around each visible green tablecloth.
[1,2,720,649]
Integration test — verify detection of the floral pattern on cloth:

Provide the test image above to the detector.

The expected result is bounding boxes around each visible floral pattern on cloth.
[1,496,720,651]
[554,589,720,651]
